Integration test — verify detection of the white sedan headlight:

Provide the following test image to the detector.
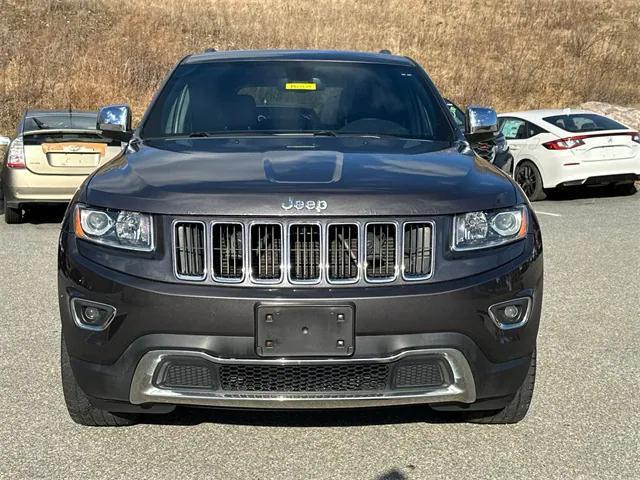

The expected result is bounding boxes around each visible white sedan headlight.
[453,205,527,251]
[74,205,154,251]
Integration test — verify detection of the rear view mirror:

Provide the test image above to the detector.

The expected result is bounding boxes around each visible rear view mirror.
[0,135,10,147]
[97,105,133,142]
[465,106,498,143]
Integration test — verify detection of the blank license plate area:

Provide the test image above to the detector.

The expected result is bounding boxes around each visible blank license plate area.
[47,153,99,167]
[256,305,354,357]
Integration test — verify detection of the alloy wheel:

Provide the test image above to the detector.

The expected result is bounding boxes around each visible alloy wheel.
[516,164,537,197]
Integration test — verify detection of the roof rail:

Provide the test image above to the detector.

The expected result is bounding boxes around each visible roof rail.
[379,49,392,54]
[204,48,217,53]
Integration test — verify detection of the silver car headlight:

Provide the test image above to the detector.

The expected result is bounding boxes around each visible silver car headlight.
[74,205,154,251]
[452,205,527,251]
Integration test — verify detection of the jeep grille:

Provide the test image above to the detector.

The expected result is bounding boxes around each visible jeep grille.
[172,219,434,286]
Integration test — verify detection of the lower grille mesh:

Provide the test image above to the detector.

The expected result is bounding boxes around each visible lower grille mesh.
[162,363,215,389]
[219,364,390,392]
[393,362,444,388]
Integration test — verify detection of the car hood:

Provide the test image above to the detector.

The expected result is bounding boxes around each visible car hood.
[86,137,518,216]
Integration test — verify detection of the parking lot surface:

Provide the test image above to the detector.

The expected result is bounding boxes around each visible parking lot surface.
[1,188,638,480]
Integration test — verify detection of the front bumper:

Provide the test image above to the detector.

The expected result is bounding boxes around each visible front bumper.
[59,230,543,412]
[129,348,476,408]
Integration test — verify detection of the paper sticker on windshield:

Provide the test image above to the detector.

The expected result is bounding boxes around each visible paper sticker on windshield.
[285,82,317,91]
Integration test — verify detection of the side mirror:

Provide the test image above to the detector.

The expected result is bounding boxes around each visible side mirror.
[97,105,133,142]
[0,136,11,147]
[465,106,498,143]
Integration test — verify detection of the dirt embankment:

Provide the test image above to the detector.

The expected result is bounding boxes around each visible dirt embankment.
[1,0,640,135]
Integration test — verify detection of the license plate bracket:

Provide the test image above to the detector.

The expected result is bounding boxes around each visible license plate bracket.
[256,304,354,357]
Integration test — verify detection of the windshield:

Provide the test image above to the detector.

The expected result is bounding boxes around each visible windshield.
[141,61,453,142]
[542,113,627,133]
[23,113,97,132]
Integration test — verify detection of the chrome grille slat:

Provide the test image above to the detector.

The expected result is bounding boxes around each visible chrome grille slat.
[212,223,244,281]
[328,224,359,282]
[173,219,433,285]
[250,223,282,282]
[289,224,321,282]
[402,222,433,280]
[365,223,397,282]
[174,221,206,280]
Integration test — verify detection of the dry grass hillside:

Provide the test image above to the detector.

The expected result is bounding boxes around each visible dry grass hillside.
[1,0,639,134]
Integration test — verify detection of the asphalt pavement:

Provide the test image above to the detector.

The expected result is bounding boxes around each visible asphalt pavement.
[0,186,638,479]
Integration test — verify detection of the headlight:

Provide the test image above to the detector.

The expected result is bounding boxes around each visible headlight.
[74,205,154,251]
[495,140,509,154]
[453,206,527,251]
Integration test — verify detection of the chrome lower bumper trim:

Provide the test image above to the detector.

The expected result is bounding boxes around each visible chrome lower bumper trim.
[129,348,476,409]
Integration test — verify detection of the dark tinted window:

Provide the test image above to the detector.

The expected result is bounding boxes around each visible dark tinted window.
[528,123,547,137]
[22,132,120,146]
[542,114,626,133]
[142,61,452,142]
[23,114,97,132]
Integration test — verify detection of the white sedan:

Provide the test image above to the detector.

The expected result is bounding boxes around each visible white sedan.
[498,109,640,200]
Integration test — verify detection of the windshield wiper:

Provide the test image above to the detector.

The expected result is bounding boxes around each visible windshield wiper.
[364,132,433,141]
[159,131,341,140]
[32,117,49,129]
[185,131,280,138]
[311,130,337,137]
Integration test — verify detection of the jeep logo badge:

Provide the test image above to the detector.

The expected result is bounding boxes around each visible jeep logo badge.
[281,197,328,213]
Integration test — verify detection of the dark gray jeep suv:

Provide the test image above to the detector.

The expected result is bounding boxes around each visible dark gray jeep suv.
[59,50,543,426]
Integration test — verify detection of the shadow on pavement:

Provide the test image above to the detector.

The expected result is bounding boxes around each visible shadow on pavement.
[0,202,67,225]
[544,182,638,201]
[144,404,463,428]
[375,469,411,480]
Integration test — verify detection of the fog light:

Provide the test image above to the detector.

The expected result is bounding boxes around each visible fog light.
[71,298,117,331]
[82,307,101,322]
[488,297,532,330]
[503,305,520,319]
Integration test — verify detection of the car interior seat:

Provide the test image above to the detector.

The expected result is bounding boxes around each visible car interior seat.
[515,124,528,139]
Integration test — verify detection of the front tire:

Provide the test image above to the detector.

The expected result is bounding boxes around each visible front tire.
[4,204,23,224]
[61,336,138,427]
[468,348,536,424]
[515,161,545,201]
